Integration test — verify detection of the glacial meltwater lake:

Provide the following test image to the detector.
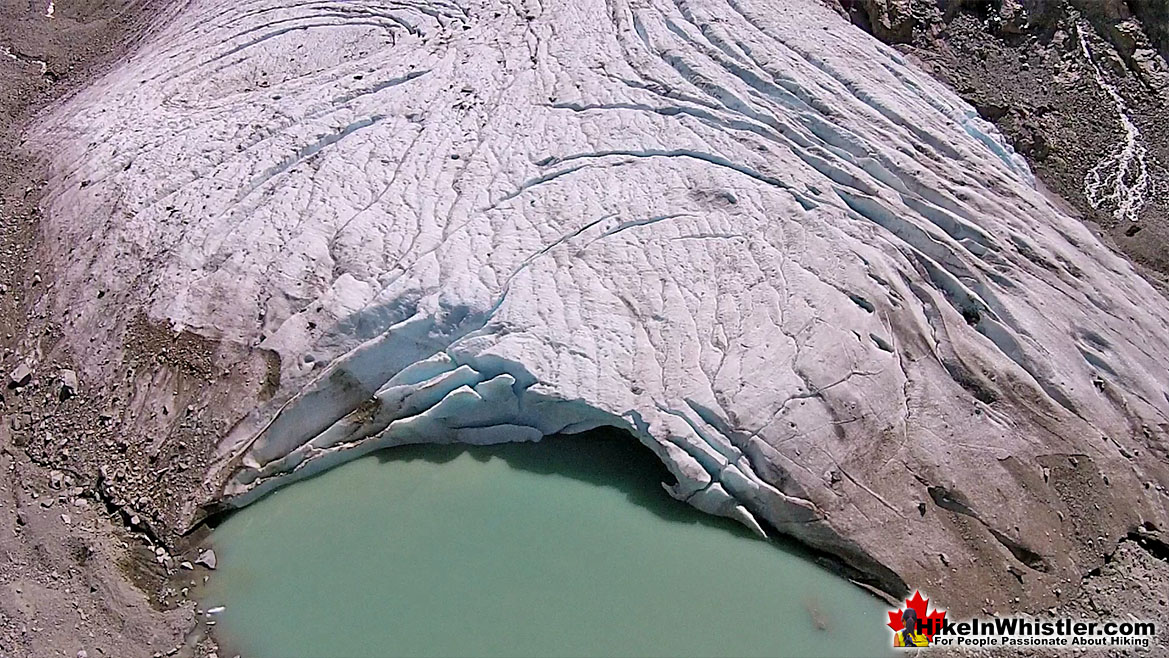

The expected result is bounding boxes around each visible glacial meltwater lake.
[200,432,895,657]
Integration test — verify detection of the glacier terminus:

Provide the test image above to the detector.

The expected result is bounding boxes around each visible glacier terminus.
[29,0,1169,609]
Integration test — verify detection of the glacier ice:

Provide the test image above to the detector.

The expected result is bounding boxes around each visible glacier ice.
[32,0,1169,603]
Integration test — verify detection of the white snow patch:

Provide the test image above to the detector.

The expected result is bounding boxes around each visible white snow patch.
[1,46,48,75]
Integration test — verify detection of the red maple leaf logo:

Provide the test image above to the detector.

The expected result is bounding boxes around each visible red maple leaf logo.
[887,590,947,642]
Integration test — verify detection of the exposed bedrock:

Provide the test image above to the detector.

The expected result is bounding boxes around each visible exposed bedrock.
[31,0,1169,608]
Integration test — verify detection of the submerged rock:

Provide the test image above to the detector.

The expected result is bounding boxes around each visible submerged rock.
[29,0,1169,609]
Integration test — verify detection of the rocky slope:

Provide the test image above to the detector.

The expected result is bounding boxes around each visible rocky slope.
[15,0,1169,628]
[0,2,225,656]
[836,0,1169,290]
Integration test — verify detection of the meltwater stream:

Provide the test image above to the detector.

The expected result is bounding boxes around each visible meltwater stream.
[200,433,894,657]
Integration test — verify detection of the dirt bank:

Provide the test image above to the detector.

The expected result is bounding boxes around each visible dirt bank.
[0,1,226,656]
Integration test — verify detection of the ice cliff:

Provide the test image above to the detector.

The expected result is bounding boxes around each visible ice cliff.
[33,0,1169,604]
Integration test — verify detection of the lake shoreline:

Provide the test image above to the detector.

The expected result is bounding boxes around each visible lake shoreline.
[198,433,896,658]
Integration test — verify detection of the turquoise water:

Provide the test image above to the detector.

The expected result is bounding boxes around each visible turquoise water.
[201,433,895,657]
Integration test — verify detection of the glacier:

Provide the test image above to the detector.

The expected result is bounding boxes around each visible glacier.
[32,0,1169,605]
